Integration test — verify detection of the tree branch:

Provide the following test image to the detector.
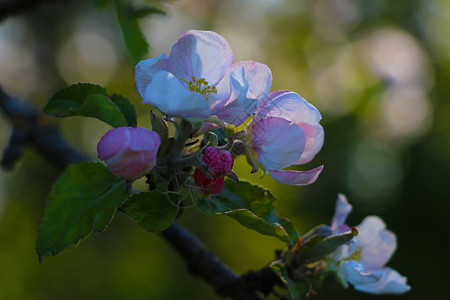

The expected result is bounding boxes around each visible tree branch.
[0,88,90,170]
[0,87,277,299]
[161,223,262,300]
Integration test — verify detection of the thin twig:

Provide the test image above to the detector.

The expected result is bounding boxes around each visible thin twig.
[0,88,89,169]
[160,223,262,300]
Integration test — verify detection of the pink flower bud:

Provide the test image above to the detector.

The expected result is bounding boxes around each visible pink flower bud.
[194,168,224,194]
[202,147,233,178]
[97,127,161,180]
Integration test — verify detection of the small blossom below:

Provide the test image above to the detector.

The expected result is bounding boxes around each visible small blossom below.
[327,194,411,294]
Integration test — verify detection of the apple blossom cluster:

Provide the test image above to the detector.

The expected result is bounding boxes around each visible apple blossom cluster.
[93,29,410,297]
[97,30,324,193]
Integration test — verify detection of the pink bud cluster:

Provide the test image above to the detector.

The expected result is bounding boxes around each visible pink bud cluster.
[194,147,234,194]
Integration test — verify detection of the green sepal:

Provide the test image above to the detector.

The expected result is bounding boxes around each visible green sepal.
[298,228,357,264]
[36,162,131,263]
[150,111,170,158]
[302,224,332,241]
[270,261,311,300]
[44,83,136,127]
[197,180,299,245]
[185,115,226,131]
[121,191,179,232]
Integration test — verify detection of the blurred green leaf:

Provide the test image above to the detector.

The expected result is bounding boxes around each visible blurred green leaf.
[115,0,149,64]
[270,261,311,300]
[44,83,136,127]
[121,191,179,232]
[132,5,166,18]
[197,180,299,245]
[36,162,130,263]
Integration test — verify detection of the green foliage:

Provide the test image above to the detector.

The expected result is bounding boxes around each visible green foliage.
[121,191,179,232]
[298,228,357,264]
[197,180,299,245]
[36,163,130,263]
[270,261,311,300]
[115,0,152,64]
[44,83,137,128]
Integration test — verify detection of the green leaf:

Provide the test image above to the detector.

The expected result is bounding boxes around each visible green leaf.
[298,228,357,263]
[110,93,137,126]
[115,0,149,64]
[44,83,136,127]
[121,191,179,232]
[36,162,130,263]
[197,180,299,245]
[270,261,311,300]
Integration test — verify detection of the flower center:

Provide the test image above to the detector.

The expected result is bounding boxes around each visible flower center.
[180,76,217,97]
[344,247,362,261]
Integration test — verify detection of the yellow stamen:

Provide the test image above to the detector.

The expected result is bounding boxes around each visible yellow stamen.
[180,76,218,97]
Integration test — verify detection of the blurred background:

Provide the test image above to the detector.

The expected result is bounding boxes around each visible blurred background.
[0,0,449,299]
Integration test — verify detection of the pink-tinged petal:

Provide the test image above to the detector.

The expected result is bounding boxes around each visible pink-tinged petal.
[135,52,169,98]
[230,61,272,107]
[143,70,210,119]
[340,260,383,285]
[331,194,353,233]
[353,267,411,294]
[251,117,305,170]
[211,67,257,126]
[257,90,291,111]
[256,91,324,164]
[294,124,324,165]
[267,165,323,186]
[128,126,162,152]
[97,127,131,160]
[168,30,233,86]
[97,127,161,180]
[356,216,397,270]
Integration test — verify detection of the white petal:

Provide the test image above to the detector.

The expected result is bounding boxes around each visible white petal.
[168,30,233,86]
[256,91,324,164]
[354,267,411,294]
[356,216,397,270]
[340,260,382,285]
[267,166,323,186]
[251,117,305,170]
[211,67,257,126]
[143,71,210,119]
[135,52,169,98]
[331,194,353,233]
